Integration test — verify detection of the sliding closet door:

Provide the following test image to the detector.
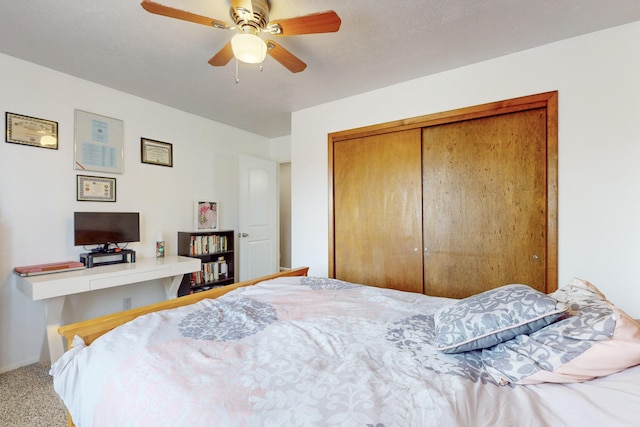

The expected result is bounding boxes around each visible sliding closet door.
[422,109,548,298]
[333,129,423,292]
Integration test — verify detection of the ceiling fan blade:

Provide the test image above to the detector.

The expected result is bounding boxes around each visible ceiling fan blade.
[266,40,307,73]
[208,42,234,66]
[141,1,229,29]
[269,11,341,35]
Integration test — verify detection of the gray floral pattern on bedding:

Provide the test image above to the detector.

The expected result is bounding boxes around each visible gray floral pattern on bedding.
[178,276,500,386]
[386,314,498,385]
[178,297,277,341]
[301,276,361,290]
[433,284,567,354]
[482,282,617,383]
[177,278,356,341]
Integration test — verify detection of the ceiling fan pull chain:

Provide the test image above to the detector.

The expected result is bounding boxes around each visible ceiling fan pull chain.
[235,59,240,84]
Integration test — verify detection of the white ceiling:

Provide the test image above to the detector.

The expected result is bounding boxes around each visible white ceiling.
[1,1,640,138]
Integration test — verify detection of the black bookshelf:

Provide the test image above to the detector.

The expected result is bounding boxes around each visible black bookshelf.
[176,230,234,296]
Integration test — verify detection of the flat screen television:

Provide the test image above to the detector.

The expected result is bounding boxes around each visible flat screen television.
[74,212,140,252]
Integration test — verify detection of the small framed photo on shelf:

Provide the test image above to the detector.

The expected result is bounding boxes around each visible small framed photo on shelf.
[141,137,173,167]
[194,201,218,231]
[5,112,58,149]
[77,175,116,202]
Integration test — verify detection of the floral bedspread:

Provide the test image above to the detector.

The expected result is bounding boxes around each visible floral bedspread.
[51,276,640,427]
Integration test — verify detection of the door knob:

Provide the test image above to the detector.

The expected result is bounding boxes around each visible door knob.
[238,233,249,238]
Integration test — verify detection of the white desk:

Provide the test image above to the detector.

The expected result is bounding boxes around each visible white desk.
[18,256,201,363]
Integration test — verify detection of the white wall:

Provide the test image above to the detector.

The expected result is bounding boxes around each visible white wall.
[291,21,640,317]
[270,135,292,163]
[0,54,270,372]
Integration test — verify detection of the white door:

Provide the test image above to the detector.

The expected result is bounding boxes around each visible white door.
[238,154,278,281]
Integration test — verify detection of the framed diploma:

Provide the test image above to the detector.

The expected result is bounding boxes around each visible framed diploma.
[76,175,117,202]
[141,138,173,167]
[5,112,58,149]
[74,110,124,174]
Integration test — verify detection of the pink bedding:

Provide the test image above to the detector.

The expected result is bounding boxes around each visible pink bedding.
[50,276,640,426]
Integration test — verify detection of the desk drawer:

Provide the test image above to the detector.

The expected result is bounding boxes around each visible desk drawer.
[90,268,172,290]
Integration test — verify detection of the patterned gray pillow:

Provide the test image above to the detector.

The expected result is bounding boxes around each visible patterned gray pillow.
[482,278,640,385]
[434,284,567,354]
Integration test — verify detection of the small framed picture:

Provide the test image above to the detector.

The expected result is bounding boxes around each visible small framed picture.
[5,112,58,149]
[194,201,218,231]
[141,138,173,167]
[77,175,116,202]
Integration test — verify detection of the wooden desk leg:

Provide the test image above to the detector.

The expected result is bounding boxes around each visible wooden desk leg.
[163,275,182,299]
[43,296,66,363]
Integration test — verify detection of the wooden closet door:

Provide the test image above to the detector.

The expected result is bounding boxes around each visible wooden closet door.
[333,129,423,292]
[422,108,547,298]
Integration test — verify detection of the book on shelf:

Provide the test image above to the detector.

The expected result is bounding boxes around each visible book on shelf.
[190,256,228,286]
[189,234,228,256]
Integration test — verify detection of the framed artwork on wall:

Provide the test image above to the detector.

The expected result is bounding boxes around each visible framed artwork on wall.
[141,137,173,167]
[194,201,218,231]
[77,175,116,202]
[74,109,124,174]
[5,112,58,149]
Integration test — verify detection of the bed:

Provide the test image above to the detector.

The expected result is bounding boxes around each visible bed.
[50,267,640,426]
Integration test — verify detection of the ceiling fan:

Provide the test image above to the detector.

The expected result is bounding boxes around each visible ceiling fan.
[140,0,341,73]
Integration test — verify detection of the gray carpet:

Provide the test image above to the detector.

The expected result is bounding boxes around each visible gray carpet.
[0,362,67,427]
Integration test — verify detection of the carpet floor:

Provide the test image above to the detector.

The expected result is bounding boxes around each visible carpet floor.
[0,362,67,426]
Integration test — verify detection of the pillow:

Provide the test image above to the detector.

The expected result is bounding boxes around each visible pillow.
[434,284,567,354]
[482,278,640,385]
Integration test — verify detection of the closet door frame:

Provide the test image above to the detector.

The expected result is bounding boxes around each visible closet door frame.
[328,91,558,292]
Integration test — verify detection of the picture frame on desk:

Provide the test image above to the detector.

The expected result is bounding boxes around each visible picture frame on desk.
[194,201,218,231]
[77,174,116,202]
[5,112,58,149]
[141,137,173,167]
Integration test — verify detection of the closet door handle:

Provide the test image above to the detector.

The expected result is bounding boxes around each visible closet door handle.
[238,233,249,238]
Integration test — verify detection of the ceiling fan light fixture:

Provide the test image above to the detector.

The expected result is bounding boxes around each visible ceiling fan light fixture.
[231,33,267,64]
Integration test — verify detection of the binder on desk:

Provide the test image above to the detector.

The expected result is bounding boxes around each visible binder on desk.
[14,261,85,277]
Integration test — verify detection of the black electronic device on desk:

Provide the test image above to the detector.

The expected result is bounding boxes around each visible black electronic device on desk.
[74,212,140,268]
[80,249,136,268]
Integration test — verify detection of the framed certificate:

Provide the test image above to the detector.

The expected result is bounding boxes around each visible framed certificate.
[5,112,58,149]
[141,138,173,167]
[74,110,124,174]
[76,175,117,202]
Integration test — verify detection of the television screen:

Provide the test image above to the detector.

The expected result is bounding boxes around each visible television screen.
[74,212,140,247]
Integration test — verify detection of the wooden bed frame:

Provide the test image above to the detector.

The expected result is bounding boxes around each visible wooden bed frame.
[57,267,309,427]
